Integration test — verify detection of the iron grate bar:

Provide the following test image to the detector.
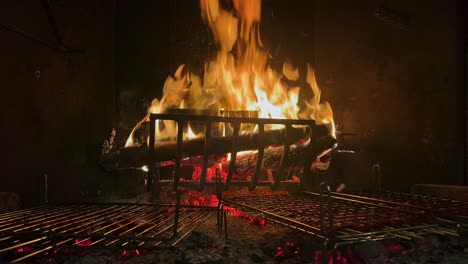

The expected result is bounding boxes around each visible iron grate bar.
[223,192,459,243]
[0,203,217,263]
[199,121,212,191]
[225,122,240,189]
[250,124,265,191]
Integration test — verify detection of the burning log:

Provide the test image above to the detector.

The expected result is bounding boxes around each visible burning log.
[106,124,335,171]
[241,133,336,174]
[168,146,303,180]
[184,136,336,180]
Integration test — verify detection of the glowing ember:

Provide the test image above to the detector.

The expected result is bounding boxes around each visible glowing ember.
[274,246,283,258]
[16,247,34,253]
[125,0,335,148]
[387,244,403,253]
[223,206,269,226]
[272,241,302,261]
[184,191,219,207]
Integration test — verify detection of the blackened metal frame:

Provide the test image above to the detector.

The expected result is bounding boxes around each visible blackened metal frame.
[147,112,319,196]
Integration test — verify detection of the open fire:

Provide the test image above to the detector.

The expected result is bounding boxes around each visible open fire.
[1,0,466,263]
[124,0,335,147]
[116,0,338,191]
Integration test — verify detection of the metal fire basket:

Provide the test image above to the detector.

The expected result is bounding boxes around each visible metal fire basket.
[146,112,333,195]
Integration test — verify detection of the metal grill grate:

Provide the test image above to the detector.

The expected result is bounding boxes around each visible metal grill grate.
[332,191,468,232]
[341,191,468,217]
[223,191,461,245]
[0,203,216,263]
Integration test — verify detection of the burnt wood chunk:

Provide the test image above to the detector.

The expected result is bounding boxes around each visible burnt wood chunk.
[114,124,335,169]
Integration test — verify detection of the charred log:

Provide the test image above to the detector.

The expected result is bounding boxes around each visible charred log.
[104,124,335,170]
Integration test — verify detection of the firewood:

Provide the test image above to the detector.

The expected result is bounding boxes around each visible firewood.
[107,124,335,170]
[163,145,302,179]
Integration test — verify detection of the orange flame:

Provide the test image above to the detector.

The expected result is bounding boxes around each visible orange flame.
[126,0,334,147]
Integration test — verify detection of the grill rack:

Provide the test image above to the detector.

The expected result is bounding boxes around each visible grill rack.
[335,191,468,230]
[223,191,448,241]
[0,202,217,263]
[223,186,467,263]
[342,191,468,216]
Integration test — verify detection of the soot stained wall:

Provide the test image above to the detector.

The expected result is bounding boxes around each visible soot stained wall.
[313,0,465,190]
[0,0,116,207]
[116,0,173,131]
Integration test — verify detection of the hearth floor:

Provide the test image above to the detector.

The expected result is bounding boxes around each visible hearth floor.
[2,212,468,263]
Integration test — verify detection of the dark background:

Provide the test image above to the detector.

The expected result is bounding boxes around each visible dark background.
[0,0,466,207]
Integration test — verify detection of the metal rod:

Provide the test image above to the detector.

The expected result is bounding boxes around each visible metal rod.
[171,192,181,238]
[303,191,427,216]
[170,210,215,246]
[0,205,56,228]
[250,124,264,191]
[67,206,149,246]
[104,209,175,246]
[1,206,133,257]
[148,115,156,197]
[87,206,167,246]
[225,122,240,189]
[329,191,468,232]
[130,209,193,241]
[223,198,323,235]
[335,224,438,239]
[151,113,316,126]
[0,204,220,263]
[0,205,84,232]
[0,204,50,219]
[223,209,228,239]
[330,191,430,212]
[173,121,185,192]
[275,124,292,188]
[136,209,208,246]
[0,236,47,254]
[36,206,145,237]
[199,122,212,191]
[43,205,124,233]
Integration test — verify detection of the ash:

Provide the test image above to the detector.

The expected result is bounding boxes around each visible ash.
[28,212,468,264]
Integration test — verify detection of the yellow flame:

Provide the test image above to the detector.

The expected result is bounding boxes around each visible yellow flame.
[125,0,335,147]
[186,124,199,139]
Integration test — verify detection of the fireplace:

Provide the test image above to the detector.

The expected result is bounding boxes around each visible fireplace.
[0,0,467,263]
